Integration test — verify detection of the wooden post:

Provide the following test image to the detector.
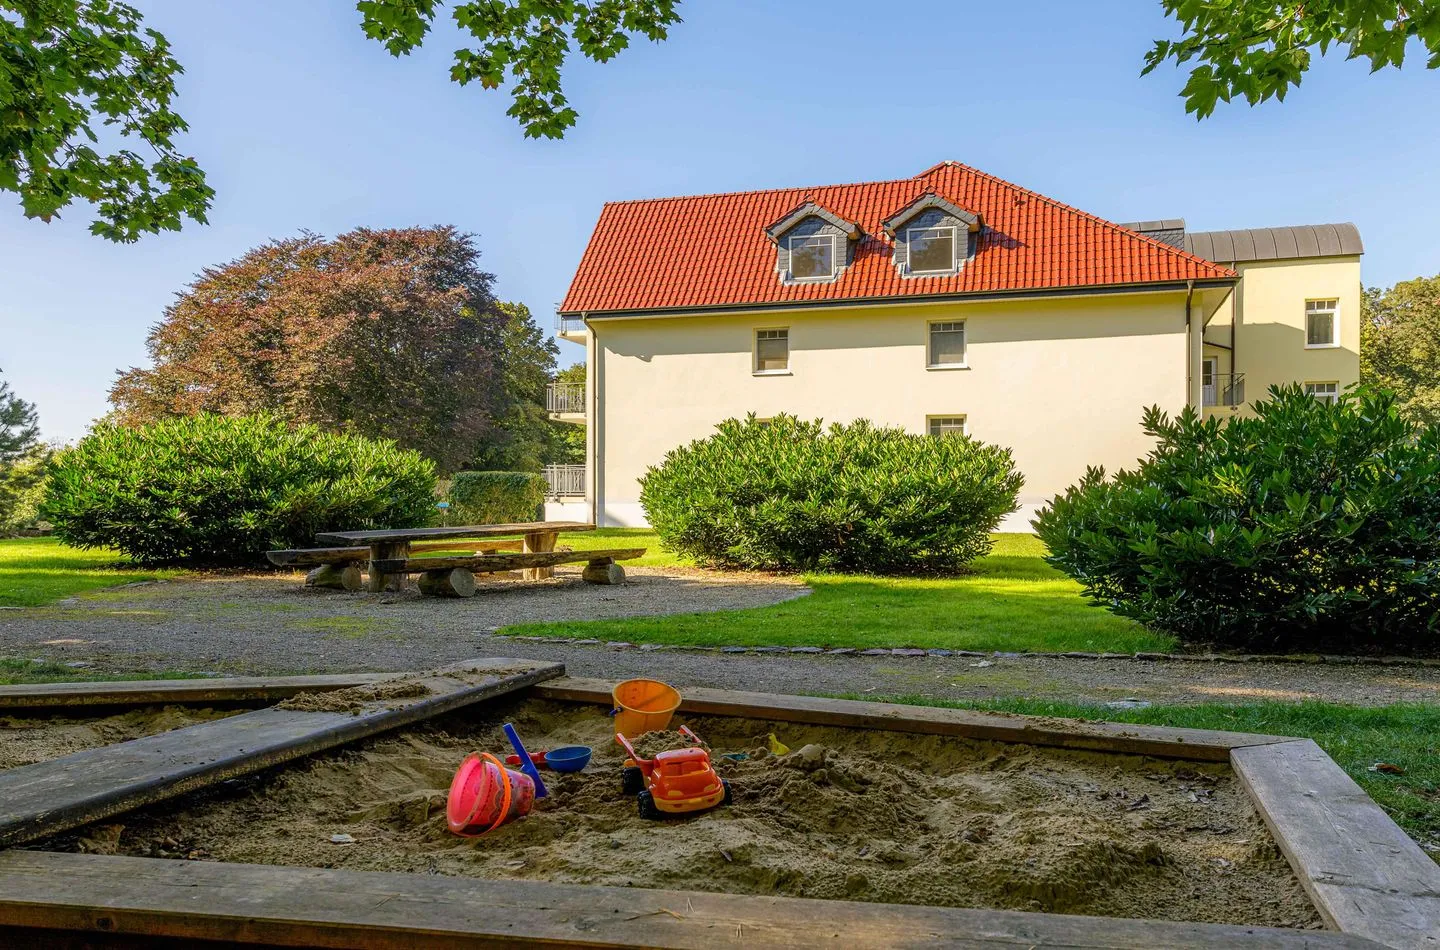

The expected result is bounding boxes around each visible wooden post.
[304,564,363,591]
[521,530,558,581]
[366,541,410,593]
[581,558,625,585]
[417,568,477,598]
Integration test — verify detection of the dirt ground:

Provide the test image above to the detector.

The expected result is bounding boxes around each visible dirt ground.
[0,706,236,770]
[36,699,1322,929]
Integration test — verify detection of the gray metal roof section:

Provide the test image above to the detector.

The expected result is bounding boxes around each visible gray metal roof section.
[1119,219,1186,250]
[1184,223,1363,263]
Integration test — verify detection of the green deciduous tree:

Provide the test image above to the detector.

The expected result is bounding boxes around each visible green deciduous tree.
[109,226,511,473]
[0,370,47,532]
[357,0,682,139]
[469,300,559,472]
[1146,1,1440,118]
[0,0,213,240]
[1362,274,1440,426]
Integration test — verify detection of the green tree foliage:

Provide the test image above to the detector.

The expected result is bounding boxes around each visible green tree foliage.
[1146,1,1440,118]
[1362,275,1440,426]
[546,362,587,465]
[469,301,558,472]
[641,414,1023,574]
[0,370,47,532]
[357,0,682,139]
[1034,387,1440,655]
[108,226,511,473]
[446,470,545,524]
[0,0,212,241]
[41,414,437,565]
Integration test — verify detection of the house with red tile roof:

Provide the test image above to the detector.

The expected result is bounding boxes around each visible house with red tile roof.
[546,162,1361,529]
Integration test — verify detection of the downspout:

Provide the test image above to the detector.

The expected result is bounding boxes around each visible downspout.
[1184,279,1195,409]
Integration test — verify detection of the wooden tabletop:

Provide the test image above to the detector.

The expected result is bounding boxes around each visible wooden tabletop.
[315,522,596,545]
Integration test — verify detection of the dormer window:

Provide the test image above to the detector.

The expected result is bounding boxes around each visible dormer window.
[908,226,956,274]
[789,234,834,280]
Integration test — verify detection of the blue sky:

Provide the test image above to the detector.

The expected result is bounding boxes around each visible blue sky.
[3,0,1438,443]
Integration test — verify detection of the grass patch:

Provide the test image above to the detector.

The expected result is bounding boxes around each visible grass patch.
[0,537,179,608]
[0,657,206,686]
[873,695,1440,857]
[503,531,1173,654]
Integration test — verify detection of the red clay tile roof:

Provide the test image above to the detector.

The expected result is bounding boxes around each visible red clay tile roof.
[559,161,1236,315]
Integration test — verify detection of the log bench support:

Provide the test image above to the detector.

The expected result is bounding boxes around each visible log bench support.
[304,563,363,591]
[371,548,644,597]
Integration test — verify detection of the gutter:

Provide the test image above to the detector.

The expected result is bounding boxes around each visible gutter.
[560,278,1238,322]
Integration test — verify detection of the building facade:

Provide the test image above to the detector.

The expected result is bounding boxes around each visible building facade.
[551,163,1361,530]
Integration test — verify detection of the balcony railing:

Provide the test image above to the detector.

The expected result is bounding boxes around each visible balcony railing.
[1203,372,1246,408]
[557,313,587,334]
[546,381,585,414]
[544,463,586,497]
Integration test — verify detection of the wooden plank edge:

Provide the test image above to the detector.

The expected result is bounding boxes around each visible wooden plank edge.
[531,678,1300,762]
[0,673,394,710]
[0,852,1381,950]
[1231,739,1440,949]
[374,547,646,573]
[0,660,564,847]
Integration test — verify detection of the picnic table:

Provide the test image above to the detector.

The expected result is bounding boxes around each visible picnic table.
[313,522,597,592]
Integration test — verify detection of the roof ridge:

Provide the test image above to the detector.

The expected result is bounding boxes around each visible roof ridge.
[1187,221,1358,234]
[919,161,1232,275]
[596,172,930,208]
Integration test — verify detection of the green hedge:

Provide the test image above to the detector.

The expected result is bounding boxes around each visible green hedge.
[447,471,545,525]
[1033,386,1440,655]
[42,415,436,565]
[639,414,1023,573]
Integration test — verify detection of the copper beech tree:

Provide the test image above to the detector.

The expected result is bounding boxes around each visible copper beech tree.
[109,226,516,473]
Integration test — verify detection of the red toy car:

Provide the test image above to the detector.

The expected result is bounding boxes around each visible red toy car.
[616,726,732,819]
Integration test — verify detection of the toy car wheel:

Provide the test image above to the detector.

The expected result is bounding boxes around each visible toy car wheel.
[621,766,645,796]
[721,779,733,806]
[636,790,661,820]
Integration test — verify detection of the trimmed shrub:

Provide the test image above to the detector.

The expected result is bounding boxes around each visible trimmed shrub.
[639,415,1023,573]
[42,415,437,565]
[1033,386,1440,655]
[447,471,545,524]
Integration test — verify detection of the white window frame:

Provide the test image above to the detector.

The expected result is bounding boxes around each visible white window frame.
[1305,381,1339,405]
[927,415,969,438]
[906,225,958,275]
[1305,298,1340,349]
[787,233,835,281]
[754,327,791,376]
[927,320,968,369]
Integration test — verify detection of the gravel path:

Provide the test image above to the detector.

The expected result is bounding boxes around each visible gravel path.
[3,569,1438,706]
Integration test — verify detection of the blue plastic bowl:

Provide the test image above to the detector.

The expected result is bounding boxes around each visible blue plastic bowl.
[542,746,592,773]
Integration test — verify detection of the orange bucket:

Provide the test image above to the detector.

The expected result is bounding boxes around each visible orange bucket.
[447,753,535,836]
[612,678,681,736]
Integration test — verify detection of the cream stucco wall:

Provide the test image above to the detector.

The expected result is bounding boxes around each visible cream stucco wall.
[589,293,1195,530]
[1202,256,1361,411]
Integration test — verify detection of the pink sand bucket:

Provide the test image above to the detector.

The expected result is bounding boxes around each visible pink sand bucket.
[447,752,536,836]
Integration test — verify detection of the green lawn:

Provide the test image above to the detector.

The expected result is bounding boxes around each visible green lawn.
[876,695,1440,858]
[0,537,179,608]
[503,531,1176,654]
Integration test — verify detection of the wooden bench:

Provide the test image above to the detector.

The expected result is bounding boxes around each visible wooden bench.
[372,547,646,597]
[266,541,525,591]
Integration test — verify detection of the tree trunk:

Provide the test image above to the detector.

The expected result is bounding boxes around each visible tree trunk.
[582,560,626,586]
[305,564,364,591]
[418,568,478,598]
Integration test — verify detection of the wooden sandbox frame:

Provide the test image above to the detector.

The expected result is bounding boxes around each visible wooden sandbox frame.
[0,661,1434,949]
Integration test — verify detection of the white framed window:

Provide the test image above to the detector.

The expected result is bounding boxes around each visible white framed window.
[907,226,957,274]
[1305,381,1339,405]
[755,328,789,374]
[1305,299,1339,348]
[928,415,968,437]
[788,234,834,280]
[928,320,966,368]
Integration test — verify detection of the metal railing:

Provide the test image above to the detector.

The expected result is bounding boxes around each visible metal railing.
[1202,372,1246,408]
[556,313,587,334]
[546,381,586,414]
[543,464,586,497]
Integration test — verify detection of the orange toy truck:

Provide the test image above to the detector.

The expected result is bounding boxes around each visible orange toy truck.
[616,725,732,819]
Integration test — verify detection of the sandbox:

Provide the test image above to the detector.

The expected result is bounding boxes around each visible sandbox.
[0,662,1433,949]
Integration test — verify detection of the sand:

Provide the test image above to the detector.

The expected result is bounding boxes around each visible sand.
[37,699,1321,928]
[0,706,238,771]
